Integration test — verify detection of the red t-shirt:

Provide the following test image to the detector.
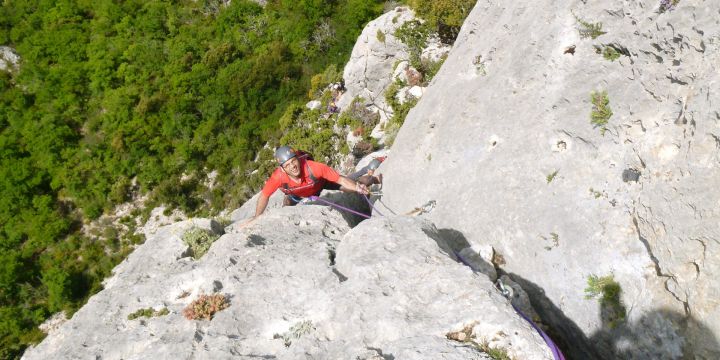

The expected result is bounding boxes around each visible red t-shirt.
[261,160,341,198]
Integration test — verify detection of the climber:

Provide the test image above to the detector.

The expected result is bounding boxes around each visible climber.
[249,146,369,221]
[348,156,385,186]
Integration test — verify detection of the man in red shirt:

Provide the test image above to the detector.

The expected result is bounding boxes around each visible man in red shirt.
[251,146,369,220]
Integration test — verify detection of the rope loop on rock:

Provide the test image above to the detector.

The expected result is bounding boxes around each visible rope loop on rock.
[457,252,566,360]
[308,196,371,219]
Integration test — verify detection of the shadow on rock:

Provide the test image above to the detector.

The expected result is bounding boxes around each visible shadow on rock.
[426,227,720,359]
[314,191,371,227]
[506,273,606,360]
[427,227,602,359]
[590,307,720,359]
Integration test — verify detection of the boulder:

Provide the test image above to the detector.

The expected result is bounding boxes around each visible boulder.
[337,7,414,115]
[305,100,322,110]
[0,46,20,72]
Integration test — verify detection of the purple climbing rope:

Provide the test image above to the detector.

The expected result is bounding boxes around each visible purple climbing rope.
[511,302,566,360]
[454,251,565,360]
[362,194,384,217]
[308,196,371,219]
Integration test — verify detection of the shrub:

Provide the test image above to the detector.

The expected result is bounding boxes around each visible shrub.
[585,274,627,328]
[384,97,418,147]
[127,307,169,320]
[420,54,447,83]
[590,91,612,134]
[573,13,606,39]
[384,80,405,111]
[407,0,477,43]
[337,97,379,130]
[352,140,376,157]
[394,19,431,69]
[182,228,221,259]
[182,293,229,320]
[308,64,342,99]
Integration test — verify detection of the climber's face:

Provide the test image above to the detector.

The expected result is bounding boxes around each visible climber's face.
[281,157,301,177]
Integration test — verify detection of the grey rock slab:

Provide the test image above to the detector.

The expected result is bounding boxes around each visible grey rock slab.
[333,216,552,359]
[24,203,553,359]
[337,7,414,115]
[0,46,19,71]
[380,0,720,358]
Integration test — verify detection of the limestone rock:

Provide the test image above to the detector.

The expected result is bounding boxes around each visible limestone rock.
[37,312,67,335]
[408,85,424,98]
[0,46,19,72]
[392,60,410,83]
[138,206,188,238]
[306,100,322,110]
[337,7,414,115]
[457,247,497,281]
[380,1,720,358]
[421,36,452,63]
[23,204,553,359]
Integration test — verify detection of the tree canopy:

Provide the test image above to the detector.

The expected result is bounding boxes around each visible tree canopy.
[0,1,383,357]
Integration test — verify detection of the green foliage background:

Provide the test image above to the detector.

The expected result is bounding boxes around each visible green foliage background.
[0,0,383,357]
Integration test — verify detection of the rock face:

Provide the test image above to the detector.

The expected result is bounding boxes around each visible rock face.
[24,199,553,359]
[0,46,20,72]
[380,1,720,359]
[337,7,414,117]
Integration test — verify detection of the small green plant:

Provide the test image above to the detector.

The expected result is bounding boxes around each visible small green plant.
[584,274,627,328]
[573,13,606,39]
[307,64,342,99]
[274,320,314,347]
[481,341,513,360]
[376,29,386,43]
[419,54,447,84]
[589,188,603,199]
[394,19,431,69]
[473,55,487,76]
[590,91,612,134]
[337,97,379,130]
[446,323,513,360]
[182,293,229,320]
[128,307,169,320]
[541,233,560,250]
[383,78,419,147]
[182,228,220,259]
[213,216,232,228]
[595,45,622,61]
[601,46,621,61]
[546,170,559,183]
[550,232,559,245]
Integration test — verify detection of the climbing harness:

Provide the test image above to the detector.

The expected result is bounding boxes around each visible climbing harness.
[454,251,565,360]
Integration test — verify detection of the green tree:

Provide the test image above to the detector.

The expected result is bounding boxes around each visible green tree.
[407,0,477,43]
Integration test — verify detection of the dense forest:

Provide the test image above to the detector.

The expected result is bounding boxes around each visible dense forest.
[0,0,474,357]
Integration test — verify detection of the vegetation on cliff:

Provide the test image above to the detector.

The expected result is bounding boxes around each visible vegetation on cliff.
[0,0,478,356]
[0,0,383,357]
